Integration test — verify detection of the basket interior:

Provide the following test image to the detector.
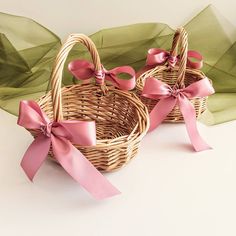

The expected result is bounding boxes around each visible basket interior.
[140,67,205,88]
[39,84,142,140]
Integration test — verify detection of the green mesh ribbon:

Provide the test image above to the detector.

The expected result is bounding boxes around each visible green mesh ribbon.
[0,12,61,114]
[1,5,236,125]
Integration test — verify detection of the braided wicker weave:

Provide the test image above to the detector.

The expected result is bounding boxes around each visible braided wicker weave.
[34,34,149,172]
[136,27,209,123]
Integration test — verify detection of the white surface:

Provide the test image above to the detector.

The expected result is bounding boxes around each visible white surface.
[1,109,236,236]
[1,1,236,235]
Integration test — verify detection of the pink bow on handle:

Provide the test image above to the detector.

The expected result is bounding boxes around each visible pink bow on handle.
[146,48,203,69]
[142,77,215,152]
[18,100,120,200]
[68,59,136,90]
[137,48,203,77]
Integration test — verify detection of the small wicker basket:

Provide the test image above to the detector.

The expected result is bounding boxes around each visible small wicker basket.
[136,27,209,123]
[34,34,149,172]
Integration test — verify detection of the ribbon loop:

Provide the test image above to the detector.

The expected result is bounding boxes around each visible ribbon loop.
[146,48,173,66]
[142,77,215,152]
[68,59,136,90]
[18,100,120,199]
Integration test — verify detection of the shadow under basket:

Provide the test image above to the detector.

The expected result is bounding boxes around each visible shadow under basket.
[37,83,149,172]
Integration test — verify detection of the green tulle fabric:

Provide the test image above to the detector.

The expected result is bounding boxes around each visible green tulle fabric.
[1,5,236,125]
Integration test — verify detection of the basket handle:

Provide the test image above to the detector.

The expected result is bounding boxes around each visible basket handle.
[50,34,103,121]
[169,27,188,88]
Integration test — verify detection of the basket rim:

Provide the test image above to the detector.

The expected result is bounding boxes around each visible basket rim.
[136,65,209,91]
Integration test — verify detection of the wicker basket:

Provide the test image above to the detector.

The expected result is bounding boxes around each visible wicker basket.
[35,34,149,172]
[136,27,209,123]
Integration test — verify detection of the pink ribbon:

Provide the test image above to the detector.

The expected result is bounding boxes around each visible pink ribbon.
[142,77,215,152]
[136,49,203,77]
[146,48,178,68]
[146,48,203,69]
[18,100,120,200]
[68,59,136,90]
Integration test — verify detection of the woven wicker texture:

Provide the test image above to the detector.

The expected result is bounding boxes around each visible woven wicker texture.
[33,34,149,172]
[136,27,209,123]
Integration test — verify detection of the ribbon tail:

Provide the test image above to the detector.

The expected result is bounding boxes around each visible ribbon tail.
[51,136,120,200]
[108,75,136,90]
[149,97,177,132]
[136,65,155,78]
[21,134,51,181]
[178,96,211,152]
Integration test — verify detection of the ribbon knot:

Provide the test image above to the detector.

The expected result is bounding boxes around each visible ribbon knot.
[94,69,105,85]
[18,100,120,199]
[168,55,178,68]
[40,122,52,137]
[68,59,136,91]
[170,87,182,98]
[142,77,215,152]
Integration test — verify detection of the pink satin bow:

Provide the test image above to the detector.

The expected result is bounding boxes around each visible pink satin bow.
[68,59,136,90]
[18,100,120,199]
[142,77,215,152]
[146,48,203,69]
[136,48,203,77]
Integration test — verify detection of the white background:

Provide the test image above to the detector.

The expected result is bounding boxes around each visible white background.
[0,0,236,38]
[0,1,236,236]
